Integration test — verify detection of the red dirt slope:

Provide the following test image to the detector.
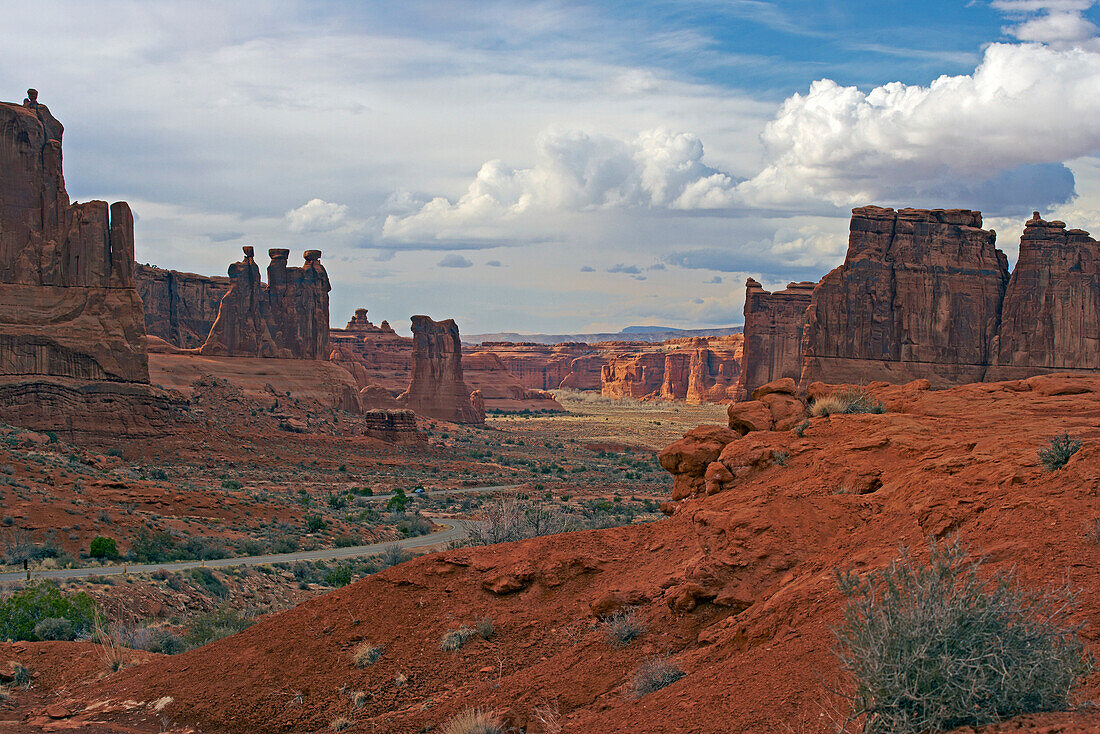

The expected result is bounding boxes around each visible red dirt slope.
[9,375,1100,733]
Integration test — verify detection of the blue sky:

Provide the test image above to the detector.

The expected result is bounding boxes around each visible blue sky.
[4,1,1100,335]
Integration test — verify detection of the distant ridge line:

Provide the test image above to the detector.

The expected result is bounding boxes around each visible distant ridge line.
[466,325,743,346]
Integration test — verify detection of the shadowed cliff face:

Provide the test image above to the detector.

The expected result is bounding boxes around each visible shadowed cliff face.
[0,96,149,385]
[398,315,484,424]
[199,247,331,360]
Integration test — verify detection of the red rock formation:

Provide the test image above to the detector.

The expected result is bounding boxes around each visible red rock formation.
[986,212,1100,380]
[600,336,742,403]
[461,350,565,412]
[362,408,422,445]
[0,91,182,437]
[345,308,396,334]
[135,264,231,348]
[329,324,414,395]
[397,316,484,424]
[480,342,600,390]
[199,247,330,359]
[734,279,815,400]
[799,207,1009,387]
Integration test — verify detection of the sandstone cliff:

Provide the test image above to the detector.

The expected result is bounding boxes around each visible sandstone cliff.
[0,91,182,437]
[734,279,814,400]
[397,316,484,424]
[199,247,330,359]
[600,336,742,403]
[986,212,1100,380]
[135,264,231,348]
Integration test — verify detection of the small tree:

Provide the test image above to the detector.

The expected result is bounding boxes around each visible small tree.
[0,582,96,641]
[832,538,1093,733]
[89,536,119,559]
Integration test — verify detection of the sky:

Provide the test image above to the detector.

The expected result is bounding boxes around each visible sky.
[3,0,1100,335]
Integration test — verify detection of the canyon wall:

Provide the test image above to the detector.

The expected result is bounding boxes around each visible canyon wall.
[0,92,182,437]
[397,316,484,424]
[199,247,330,359]
[734,280,814,400]
[985,212,1100,381]
[135,264,231,348]
[600,336,742,403]
[738,206,1099,395]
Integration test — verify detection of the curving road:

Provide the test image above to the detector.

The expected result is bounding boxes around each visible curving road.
[0,518,472,583]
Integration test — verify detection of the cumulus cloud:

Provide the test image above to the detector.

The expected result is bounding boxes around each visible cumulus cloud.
[607,263,642,274]
[380,128,740,244]
[437,253,473,268]
[486,259,502,267]
[580,265,596,272]
[286,199,349,233]
[705,275,723,284]
[994,1,1099,45]
[737,41,1100,213]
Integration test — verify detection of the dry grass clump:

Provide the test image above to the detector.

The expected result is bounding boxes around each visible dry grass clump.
[1085,518,1100,546]
[532,703,562,733]
[476,617,495,640]
[350,690,368,708]
[629,657,684,697]
[442,708,506,734]
[833,538,1093,733]
[353,642,384,667]
[604,608,646,648]
[330,716,351,731]
[441,626,476,652]
[810,387,885,417]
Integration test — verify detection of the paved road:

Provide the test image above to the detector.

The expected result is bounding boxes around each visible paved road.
[359,483,524,502]
[0,518,472,583]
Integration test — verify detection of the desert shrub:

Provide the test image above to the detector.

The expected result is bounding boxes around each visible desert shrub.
[604,608,645,648]
[1086,519,1100,546]
[811,387,885,417]
[440,626,475,652]
[467,498,568,546]
[187,567,228,599]
[9,662,29,687]
[140,628,186,654]
[832,538,1093,734]
[442,708,505,734]
[396,512,433,537]
[1038,432,1082,472]
[89,536,119,559]
[793,418,810,437]
[220,479,243,490]
[325,566,353,587]
[351,690,368,708]
[305,513,327,533]
[32,616,75,641]
[0,581,95,641]
[385,487,410,512]
[331,717,351,732]
[128,528,178,563]
[476,617,495,640]
[105,448,123,458]
[629,657,684,697]
[353,643,384,667]
[378,544,410,568]
[149,468,168,480]
[183,607,253,647]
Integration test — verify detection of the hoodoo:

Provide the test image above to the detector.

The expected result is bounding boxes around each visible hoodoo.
[0,91,181,437]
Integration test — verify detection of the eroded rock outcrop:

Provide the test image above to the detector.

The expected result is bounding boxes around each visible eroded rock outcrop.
[601,336,742,403]
[362,408,422,445]
[135,264,231,348]
[397,316,484,423]
[199,247,330,359]
[0,91,182,437]
[734,280,815,400]
[461,350,564,412]
[800,206,1009,387]
[986,212,1100,380]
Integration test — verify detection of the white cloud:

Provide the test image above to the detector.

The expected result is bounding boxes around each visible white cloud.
[437,254,473,268]
[286,199,348,233]
[380,127,740,244]
[994,1,1099,45]
[737,41,1100,212]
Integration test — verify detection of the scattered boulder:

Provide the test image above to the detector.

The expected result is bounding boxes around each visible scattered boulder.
[727,401,774,434]
[657,425,741,500]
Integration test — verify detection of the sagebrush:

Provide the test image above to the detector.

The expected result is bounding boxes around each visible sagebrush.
[832,538,1093,733]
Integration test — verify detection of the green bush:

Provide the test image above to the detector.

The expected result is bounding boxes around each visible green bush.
[32,616,75,641]
[324,566,353,587]
[304,513,327,533]
[89,536,119,559]
[833,538,1093,733]
[187,567,228,599]
[0,582,95,641]
[1038,432,1083,472]
[183,607,253,648]
[220,479,243,490]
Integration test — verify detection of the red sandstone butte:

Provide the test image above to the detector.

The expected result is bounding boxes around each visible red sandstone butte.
[135,263,231,348]
[734,279,815,400]
[200,246,331,360]
[600,336,742,403]
[397,315,484,424]
[0,91,182,438]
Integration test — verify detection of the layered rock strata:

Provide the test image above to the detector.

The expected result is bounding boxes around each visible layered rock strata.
[734,280,815,400]
[0,92,183,437]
